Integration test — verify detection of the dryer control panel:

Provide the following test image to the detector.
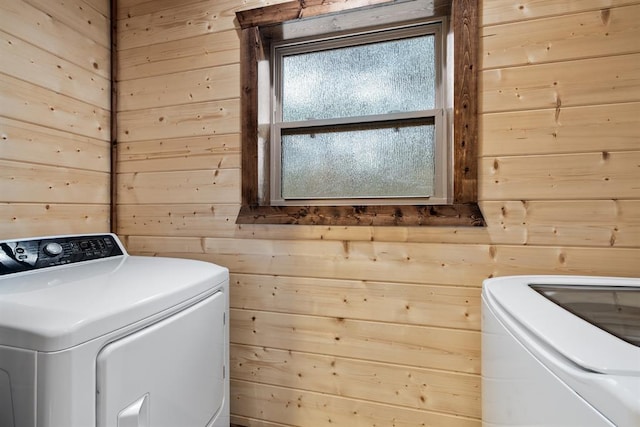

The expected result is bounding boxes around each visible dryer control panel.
[0,234,124,276]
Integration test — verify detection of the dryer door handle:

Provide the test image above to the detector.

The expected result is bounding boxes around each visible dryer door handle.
[117,394,149,427]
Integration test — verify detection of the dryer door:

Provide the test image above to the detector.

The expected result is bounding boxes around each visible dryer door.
[96,291,226,427]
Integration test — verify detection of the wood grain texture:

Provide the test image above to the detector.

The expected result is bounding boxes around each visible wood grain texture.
[231,344,481,417]
[114,0,640,425]
[117,99,240,142]
[482,53,640,113]
[0,0,110,78]
[117,134,240,173]
[231,380,481,427]
[0,203,110,239]
[117,30,239,80]
[482,4,640,69]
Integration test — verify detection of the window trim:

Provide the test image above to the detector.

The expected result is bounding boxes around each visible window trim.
[235,0,484,226]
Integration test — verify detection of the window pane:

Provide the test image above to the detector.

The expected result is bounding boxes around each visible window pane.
[281,35,436,122]
[281,122,435,199]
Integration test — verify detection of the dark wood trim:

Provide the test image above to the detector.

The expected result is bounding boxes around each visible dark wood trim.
[452,0,478,203]
[237,204,484,226]
[110,0,118,233]
[235,0,484,227]
[240,27,261,207]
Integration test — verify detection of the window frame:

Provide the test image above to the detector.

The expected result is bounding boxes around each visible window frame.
[236,0,484,226]
[271,22,448,206]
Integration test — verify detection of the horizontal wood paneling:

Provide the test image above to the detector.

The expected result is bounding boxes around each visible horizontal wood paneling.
[117,99,240,142]
[481,4,640,69]
[24,0,110,48]
[230,309,480,373]
[230,274,481,330]
[0,160,109,204]
[481,102,640,156]
[118,170,240,204]
[0,203,109,239]
[231,344,480,417]
[231,380,481,427]
[480,151,640,200]
[0,73,109,140]
[115,0,640,425]
[482,53,640,113]
[117,203,240,236]
[481,200,640,247]
[118,0,242,50]
[0,30,110,109]
[481,0,637,26]
[117,134,240,173]
[117,30,239,80]
[0,0,110,78]
[118,64,239,111]
[0,118,109,172]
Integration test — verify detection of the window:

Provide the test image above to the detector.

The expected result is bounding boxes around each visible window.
[236,0,484,226]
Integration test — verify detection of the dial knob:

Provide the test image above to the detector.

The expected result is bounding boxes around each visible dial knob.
[44,242,63,256]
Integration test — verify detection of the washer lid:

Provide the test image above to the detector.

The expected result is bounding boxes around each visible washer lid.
[483,275,640,376]
[0,256,228,352]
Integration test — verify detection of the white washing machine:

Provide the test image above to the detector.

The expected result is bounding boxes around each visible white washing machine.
[482,275,640,427]
[0,233,229,427]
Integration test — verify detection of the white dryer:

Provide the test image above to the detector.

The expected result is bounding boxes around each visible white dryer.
[0,233,229,427]
[482,275,640,427]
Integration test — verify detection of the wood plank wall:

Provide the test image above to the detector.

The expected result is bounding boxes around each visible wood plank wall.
[116,0,640,425]
[0,0,111,238]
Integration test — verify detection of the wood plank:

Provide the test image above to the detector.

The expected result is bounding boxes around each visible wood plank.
[482,4,640,69]
[0,160,109,204]
[230,416,290,427]
[480,151,640,200]
[118,64,240,111]
[0,117,109,172]
[0,30,109,110]
[0,0,110,78]
[230,274,481,330]
[126,236,640,283]
[230,309,480,373]
[482,53,640,113]
[117,169,241,204]
[0,203,109,239]
[117,99,240,142]
[125,236,494,286]
[493,245,640,278]
[82,0,109,18]
[231,380,480,427]
[481,102,640,156]
[481,0,637,26]
[24,0,110,48]
[0,74,110,141]
[116,204,240,237]
[117,134,240,173]
[118,34,238,81]
[231,344,481,417]
[118,0,243,50]
[481,200,640,248]
[233,222,491,243]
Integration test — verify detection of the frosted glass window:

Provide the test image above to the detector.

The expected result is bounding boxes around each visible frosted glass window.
[281,122,435,199]
[281,35,436,121]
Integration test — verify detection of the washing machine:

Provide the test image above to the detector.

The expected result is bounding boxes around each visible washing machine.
[0,233,229,427]
[482,275,640,426]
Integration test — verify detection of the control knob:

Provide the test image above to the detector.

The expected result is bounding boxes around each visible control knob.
[43,242,63,257]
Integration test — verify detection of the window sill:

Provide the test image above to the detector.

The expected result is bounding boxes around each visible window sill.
[236,203,485,226]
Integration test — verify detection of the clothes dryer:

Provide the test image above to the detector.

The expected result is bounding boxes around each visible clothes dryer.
[0,233,229,427]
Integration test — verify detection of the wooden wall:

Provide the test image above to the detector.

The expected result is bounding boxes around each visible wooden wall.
[0,0,111,239]
[116,0,640,426]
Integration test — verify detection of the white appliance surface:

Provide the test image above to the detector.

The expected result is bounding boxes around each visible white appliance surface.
[0,233,230,427]
[482,275,640,427]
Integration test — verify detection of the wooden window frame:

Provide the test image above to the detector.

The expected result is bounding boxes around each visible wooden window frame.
[235,0,484,226]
